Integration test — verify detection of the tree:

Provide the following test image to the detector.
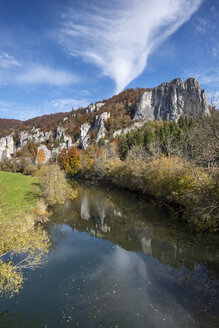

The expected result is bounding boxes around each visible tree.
[37,149,46,164]
[58,146,81,177]
[37,164,76,205]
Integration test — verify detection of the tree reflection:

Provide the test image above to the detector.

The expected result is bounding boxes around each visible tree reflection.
[0,217,50,297]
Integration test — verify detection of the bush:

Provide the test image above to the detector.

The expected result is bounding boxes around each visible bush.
[37,165,77,205]
[23,164,38,176]
[58,146,81,177]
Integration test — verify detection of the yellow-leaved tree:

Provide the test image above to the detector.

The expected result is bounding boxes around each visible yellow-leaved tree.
[37,164,78,205]
[0,217,50,297]
[58,146,81,177]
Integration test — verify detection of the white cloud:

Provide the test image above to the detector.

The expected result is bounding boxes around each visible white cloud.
[184,68,219,87]
[59,0,202,93]
[0,52,21,68]
[16,64,79,86]
[49,98,89,111]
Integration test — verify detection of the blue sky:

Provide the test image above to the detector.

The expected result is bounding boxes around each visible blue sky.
[0,0,218,120]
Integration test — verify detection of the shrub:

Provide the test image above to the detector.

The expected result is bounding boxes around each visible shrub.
[37,165,77,205]
[58,146,81,177]
[23,164,38,176]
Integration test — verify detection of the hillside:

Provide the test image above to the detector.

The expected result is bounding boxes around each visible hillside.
[0,78,210,164]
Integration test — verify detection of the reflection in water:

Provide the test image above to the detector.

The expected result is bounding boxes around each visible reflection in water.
[0,183,219,328]
[0,218,50,298]
[54,184,219,271]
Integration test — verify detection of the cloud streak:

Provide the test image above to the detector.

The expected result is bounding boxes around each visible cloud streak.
[0,52,21,68]
[49,98,89,111]
[59,0,202,93]
[16,64,78,86]
[0,52,79,87]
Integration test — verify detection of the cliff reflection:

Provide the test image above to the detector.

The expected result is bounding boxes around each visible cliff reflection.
[51,184,219,273]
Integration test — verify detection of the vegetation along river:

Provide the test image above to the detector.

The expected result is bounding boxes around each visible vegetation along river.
[0,183,219,328]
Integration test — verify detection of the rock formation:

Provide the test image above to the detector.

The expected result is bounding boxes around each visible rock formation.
[134,78,209,122]
[0,78,210,162]
[94,112,110,142]
[79,123,91,149]
[86,102,105,114]
[0,135,14,161]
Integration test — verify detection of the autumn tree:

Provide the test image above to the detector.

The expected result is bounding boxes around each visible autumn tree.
[37,164,77,205]
[58,146,81,177]
[37,149,47,164]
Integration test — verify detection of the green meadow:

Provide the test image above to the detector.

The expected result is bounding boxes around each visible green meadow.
[0,171,41,220]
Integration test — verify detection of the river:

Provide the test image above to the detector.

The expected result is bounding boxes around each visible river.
[0,183,219,327]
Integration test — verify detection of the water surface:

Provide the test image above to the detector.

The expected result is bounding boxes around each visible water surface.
[0,184,219,327]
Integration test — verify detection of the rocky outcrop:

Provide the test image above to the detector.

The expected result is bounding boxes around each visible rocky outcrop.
[86,104,95,114]
[18,128,52,146]
[113,120,147,138]
[55,126,72,149]
[86,102,105,114]
[96,102,105,111]
[0,135,14,161]
[95,112,110,142]
[0,77,210,161]
[79,123,91,149]
[134,78,209,122]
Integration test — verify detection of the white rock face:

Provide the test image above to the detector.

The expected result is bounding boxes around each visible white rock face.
[19,131,29,144]
[18,129,52,146]
[86,102,105,114]
[86,104,95,114]
[96,102,105,111]
[95,112,110,142]
[55,126,72,148]
[134,78,209,122]
[113,120,147,138]
[0,135,14,161]
[79,123,91,149]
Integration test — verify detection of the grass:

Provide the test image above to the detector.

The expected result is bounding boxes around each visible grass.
[0,171,42,220]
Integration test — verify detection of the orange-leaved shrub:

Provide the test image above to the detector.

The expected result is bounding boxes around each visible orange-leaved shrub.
[58,146,81,177]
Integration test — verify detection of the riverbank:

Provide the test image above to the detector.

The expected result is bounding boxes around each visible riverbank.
[79,155,219,232]
[0,171,51,297]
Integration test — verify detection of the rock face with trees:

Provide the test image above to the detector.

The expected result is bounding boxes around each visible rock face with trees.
[0,78,210,165]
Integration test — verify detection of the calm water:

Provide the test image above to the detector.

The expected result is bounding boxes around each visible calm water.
[0,184,219,328]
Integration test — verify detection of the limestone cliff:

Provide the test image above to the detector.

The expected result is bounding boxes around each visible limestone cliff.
[0,78,210,162]
[134,78,209,122]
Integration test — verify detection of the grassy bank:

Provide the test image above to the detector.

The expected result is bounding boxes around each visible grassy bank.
[0,171,51,297]
[79,155,219,232]
[0,171,41,220]
[0,165,74,297]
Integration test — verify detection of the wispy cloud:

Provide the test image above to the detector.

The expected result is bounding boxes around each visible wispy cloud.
[59,0,202,93]
[16,64,79,86]
[184,68,219,87]
[49,98,89,111]
[0,52,21,68]
[0,51,80,87]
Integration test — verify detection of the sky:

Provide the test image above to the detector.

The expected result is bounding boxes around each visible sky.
[0,0,218,120]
